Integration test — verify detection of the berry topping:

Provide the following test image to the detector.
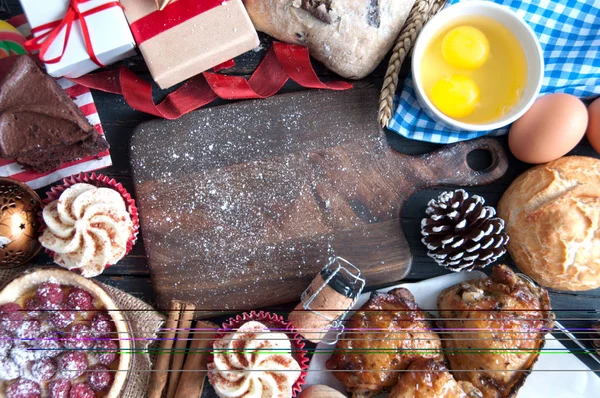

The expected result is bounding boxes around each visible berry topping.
[48,304,75,329]
[90,312,114,336]
[94,339,118,366]
[66,288,94,312]
[88,364,113,392]
[0,302,22,312]
[35,331,63,358]
[58,351,88,379]
[64,323,94,350]
[49,379,71,398]
[11,343,41,367]
[36,282,64,308]
[25,299,42,318]
[0,282,120,397]
[0,303,24,329]
[0,357,19,381]
[69,383,95,398]
[6,378,41,398]
[16,319,41,340]
[0,328,14,354]
[30,357,57,381]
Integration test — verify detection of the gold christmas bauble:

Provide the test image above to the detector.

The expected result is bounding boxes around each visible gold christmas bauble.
[0,178,42,268]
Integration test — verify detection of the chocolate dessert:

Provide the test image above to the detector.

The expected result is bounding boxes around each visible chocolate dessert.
[0,56,109,173]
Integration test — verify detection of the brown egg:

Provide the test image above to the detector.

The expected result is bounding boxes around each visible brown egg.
[587,97,600,155]
[508,93,588,164]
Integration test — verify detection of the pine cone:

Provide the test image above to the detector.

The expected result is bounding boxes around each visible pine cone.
[421,189,509,272]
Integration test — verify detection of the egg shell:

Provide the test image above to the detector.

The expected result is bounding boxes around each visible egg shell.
[586,97,600,155]
[508,93,588,164]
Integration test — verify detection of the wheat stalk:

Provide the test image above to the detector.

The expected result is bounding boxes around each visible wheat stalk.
[379,0,447,128]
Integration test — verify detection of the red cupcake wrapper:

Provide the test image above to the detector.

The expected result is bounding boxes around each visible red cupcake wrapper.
[209,311,309,398]
[40,172,139,274]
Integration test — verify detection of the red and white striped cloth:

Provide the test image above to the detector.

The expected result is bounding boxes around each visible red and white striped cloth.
[1,15,112,190]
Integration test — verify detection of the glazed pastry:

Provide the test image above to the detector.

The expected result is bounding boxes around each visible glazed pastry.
[0,268,132,398]
[326,288,443,398]
[40,183,133,277]
[388,359,482,398]
[208,321,301,398]
[437,265,554,398]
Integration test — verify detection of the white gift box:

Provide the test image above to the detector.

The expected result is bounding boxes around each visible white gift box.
[20,0,136,78]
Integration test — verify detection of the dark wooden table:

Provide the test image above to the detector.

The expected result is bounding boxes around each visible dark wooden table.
[3,0,600,387]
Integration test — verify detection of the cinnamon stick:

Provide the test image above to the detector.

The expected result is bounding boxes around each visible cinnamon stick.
[174,320,219,398]
[148,300,182,398]
[166,301,196,398]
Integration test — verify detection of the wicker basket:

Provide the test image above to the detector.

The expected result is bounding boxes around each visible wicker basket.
[378,0,447,127]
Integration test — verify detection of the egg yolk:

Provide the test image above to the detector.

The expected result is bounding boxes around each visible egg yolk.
[430,75,480,118]
[442,26,490,69]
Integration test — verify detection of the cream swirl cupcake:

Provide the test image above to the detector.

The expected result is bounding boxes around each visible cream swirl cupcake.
[40,183,133,277]
[208,321,302,398]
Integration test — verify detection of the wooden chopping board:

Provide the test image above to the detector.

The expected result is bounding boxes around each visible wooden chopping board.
[130,87,508,314]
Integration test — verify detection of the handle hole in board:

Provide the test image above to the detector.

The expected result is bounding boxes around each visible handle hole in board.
[467,149,493,172]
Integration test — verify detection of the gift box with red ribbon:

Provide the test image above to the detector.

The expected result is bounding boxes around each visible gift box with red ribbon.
[20,0,136,78]
[119,0,259,89]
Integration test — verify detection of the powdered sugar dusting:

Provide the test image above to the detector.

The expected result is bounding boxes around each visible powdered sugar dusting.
[0,282,121,395]
[6,378,41,397]
[0,358,19,381]
[30,358,57,381]
[131,89,406,309]
[11,343,42,367]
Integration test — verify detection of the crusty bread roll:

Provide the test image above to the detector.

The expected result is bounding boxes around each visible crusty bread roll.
[244,0,416,79]
[498,156,600,291]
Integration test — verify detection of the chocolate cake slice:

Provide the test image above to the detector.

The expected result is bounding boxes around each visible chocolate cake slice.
[0,56,109,172]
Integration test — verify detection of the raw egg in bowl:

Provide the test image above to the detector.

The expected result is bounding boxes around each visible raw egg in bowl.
[412,1,544,131]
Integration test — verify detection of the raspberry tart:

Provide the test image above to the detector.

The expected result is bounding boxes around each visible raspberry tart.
[0,269,132,398]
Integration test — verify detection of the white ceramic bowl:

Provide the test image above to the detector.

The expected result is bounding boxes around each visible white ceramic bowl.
[411,1,544,131]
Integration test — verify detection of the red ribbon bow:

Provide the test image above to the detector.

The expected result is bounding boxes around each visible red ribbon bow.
[24,0,122,66]
[70,42,353,120]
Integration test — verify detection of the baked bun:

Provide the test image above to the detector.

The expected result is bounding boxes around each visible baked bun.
[244,0,416,79]
[299,385,347,398]
[498,156,600,290]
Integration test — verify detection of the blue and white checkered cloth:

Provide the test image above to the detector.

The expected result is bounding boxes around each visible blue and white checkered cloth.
[388,0,600,144]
